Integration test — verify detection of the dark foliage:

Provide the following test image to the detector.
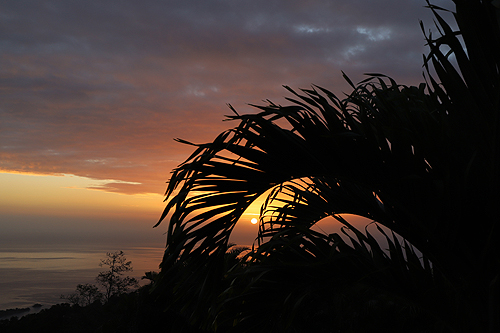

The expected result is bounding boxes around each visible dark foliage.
[0,284,203,333]
[0,307,31,320]
[153,1,500,332]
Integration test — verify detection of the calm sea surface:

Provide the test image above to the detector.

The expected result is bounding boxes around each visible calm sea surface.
[0,246,164,313]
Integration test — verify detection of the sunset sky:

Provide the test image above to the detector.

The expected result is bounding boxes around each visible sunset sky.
[0,0,452,249]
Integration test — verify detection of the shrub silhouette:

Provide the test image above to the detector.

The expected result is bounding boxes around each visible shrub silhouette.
[61,283,102,307]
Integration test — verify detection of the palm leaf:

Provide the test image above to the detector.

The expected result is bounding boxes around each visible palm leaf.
[154,1,500,331]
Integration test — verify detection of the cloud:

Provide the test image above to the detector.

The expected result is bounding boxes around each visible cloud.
[0,0,449,195]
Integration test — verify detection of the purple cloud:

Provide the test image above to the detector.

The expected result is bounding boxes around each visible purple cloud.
[0,0,452,194]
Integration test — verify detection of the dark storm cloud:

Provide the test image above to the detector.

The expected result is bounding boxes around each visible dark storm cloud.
[0,0,452,194]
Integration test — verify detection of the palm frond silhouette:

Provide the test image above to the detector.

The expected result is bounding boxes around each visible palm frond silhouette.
[154,1,500,331]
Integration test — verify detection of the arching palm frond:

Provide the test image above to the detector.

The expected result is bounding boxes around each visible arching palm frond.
[154,78,447,329]
[154,1,500,331]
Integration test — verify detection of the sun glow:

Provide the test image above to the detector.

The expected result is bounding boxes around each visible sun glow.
[250,218,258,224]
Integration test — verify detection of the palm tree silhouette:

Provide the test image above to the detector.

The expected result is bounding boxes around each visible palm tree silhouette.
[154,1,500,331]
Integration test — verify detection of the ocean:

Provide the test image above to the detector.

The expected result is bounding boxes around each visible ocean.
[0,216,356,317]
[0,245,165,315]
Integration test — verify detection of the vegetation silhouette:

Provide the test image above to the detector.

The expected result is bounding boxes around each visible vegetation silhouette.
[61,251,139,306]
[61,283,103,307]
[154,1,500,332]
[1,252,196,333]
[96,251,139,302]
[0,286,199,333]
[3,1,497,332]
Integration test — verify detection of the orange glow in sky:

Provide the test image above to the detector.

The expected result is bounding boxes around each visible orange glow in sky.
[0,172,163,215]
[0,0,438,262]
[0,0,445,313]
